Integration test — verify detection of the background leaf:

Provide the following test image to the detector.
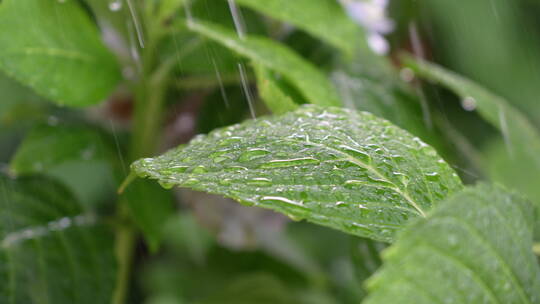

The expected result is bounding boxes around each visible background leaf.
[0,175,116,303]
[187,20,342,107]
[406,58,540,207]
[10,124,118,207]
[234,0,365,57]
[132,105,462,242]
[252,63,300,114]
[122,179,175,252]
[365,183,540,303]
[0,0,121,107]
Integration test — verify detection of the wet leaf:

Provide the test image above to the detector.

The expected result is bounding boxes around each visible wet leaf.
[132,105,462,242]
[365,183,540,303]
[0,175,116,303]
[187,20,341,107]
[234,0,365,57]
[0,0,121,107]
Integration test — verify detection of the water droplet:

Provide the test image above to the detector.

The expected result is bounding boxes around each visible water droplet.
[247,177,272,187]
[260,157,319,169]
[261,196,304,207]
[344,179,365,189]
[212,156,229,163]
[335,201,346,207]
[109,0,122,11]
[238,148,270,162]
[218,137,243,146]
[191,166,207,174]
[219,179,232,186]
[367,175,395,187]
[183,178,199,186]
[160,165,188,175]
[338,145,371,163]
[425,172,440,181]
[158,181,175,189]
[461,96,477,111]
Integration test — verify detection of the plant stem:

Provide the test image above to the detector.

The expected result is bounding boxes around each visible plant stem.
[111,204,136,304]
[111,4,177,301]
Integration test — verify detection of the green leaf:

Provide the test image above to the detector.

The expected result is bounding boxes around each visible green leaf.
[132,105,462,242]
[10,124,175,248]
[196,273,297,304]
[405,58,540,198]
[122,179,175,252]
[253,63,300,114]
[0,0,121,107]
[0,175,116,303]
[365,183,540,303]
[234,0,364,57]
[0,71,48,126]
[187,20,342,107]
[10,124,118,207]
[10,124,117,175]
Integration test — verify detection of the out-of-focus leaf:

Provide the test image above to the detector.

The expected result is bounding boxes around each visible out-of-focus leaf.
[187,20,342,107]
[234,0,364,57]
[365,183,540,303]
[132,105,462,242]
[122,179,175,252]
[0,175,116,303]
[253,63,300,114]
[10,124,118,207]
[10,124,116,175]
[420,0,540,124]
[406,58,540,200]
[195,273,296,304]
[0,71,48,126]
[0,0,121,107]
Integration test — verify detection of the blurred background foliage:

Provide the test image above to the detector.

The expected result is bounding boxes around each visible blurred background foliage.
[1,0,539,303]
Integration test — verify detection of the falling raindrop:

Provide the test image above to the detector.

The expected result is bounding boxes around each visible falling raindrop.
[238,63,256,119]
[126,0,145,48]
[227,0,247,39]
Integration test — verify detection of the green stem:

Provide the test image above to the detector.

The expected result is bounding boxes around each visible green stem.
[112,204,136,304]
[112,26,173,304]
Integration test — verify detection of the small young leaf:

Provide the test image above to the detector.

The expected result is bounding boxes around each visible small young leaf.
[132,105,462,242]
[234,0,365,57]
[365,183,540,303]
[0,175,116,303]
[252,63,299,114]
[187,20,342,107]
[0,0,121,107]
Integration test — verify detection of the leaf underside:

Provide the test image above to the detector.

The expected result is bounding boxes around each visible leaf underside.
[132,105,462,242]
[365,183,540,304]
